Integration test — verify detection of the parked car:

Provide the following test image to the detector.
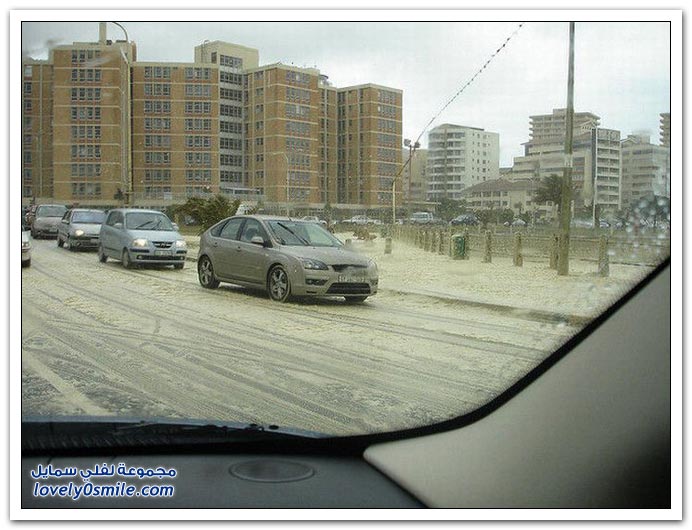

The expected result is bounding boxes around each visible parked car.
[57,208,106,251]
[21,229,32,268]
[29,204,68,239]
[98,209,187,269]
[301,216,328,227]
[197,215,379,303]
[511,218,527,227]
[344,215,369,225]
[409,212,435,224]
[450,214,479,226]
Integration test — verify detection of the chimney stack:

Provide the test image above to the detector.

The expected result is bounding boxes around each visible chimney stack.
[99,22,107,44]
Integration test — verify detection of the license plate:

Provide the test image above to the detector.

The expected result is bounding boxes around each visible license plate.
[91,238,99,243]
[155,250,172,256]
[338,275,366,283]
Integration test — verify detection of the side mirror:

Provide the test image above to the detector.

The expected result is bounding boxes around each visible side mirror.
[250,235,267,247]
[62,219,69,224]
[113,222,123,230]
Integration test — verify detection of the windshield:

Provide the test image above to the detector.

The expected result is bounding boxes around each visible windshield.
[268,220,342,247]
[19,19,672,444]
[36,205,67,217]
[72,211,105,224]
[125,212,174,231]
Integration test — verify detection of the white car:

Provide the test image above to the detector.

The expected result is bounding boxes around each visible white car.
[301,216,328,227]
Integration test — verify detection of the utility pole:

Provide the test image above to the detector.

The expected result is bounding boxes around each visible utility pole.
[558,22,575,276]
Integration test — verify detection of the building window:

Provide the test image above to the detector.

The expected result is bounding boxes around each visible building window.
[144,118,171,130]
[185,67,211,80]
[143,101,171,114]
[219,55,243,68]
[185,84,211,97]
[144,83,171,96]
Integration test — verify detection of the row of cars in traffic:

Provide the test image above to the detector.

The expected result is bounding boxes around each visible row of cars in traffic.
[21,205,379,303]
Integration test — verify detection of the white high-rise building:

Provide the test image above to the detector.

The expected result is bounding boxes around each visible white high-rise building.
[426,123,499,202]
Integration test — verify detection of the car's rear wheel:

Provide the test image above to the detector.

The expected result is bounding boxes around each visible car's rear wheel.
[122,249,134,269]
[268,264,291,302]
[98,245,108,263]
[198,256,219,289]
[345,296,368,303]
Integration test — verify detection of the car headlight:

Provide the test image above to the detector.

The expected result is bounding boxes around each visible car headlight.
[175,239,187,248]
[300,258,329,270]
[132,238,148,248]
[368,259,378,272]
[22,241,31,250]
[74,229,84,237]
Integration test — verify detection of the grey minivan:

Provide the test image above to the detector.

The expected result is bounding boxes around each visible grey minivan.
[98,209,187,269]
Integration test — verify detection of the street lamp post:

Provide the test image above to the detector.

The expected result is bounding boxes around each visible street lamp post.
[111,22,132,205]
[403,138,420,220]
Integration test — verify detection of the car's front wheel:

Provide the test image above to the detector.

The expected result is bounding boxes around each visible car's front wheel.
[122,249,134,269]
[198,256,219,289]
[57,235,64,248]
[268,264,291,302]
[98,245,108,263]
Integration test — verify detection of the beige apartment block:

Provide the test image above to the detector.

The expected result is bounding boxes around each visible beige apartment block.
[510,109,622,213]
[130,62,219,205]
[336,84,403,210]
[21,26,403,212]
[22,61,54,201]
[621,134,670,206]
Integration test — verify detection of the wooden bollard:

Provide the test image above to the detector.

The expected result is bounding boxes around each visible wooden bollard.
[598,234,609,277]
[513,232,523,267]
[384,237,392,255]
[549,234,559,269]
[483,230,492,263]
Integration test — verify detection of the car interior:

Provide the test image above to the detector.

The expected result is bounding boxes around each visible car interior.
[20,259,672,511]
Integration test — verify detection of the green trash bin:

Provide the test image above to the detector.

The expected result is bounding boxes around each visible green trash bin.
[452,234,466,260]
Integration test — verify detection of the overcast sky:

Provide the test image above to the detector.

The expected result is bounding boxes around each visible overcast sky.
[21,19,671,166]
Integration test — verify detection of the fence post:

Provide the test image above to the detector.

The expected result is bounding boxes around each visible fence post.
[513,232,523,267]
[598,234,609,277]
[462,229,470,259]
[483,230,492,263]
[549,233,559,269]
[385,237,392,255]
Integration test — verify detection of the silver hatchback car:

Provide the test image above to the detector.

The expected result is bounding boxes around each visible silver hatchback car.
[197,215,378,303]
[98,209,187,269]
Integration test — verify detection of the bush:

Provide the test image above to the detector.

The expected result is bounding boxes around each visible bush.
[174,195,240,233]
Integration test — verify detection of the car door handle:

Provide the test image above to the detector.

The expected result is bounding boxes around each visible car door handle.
[236,245,242,252]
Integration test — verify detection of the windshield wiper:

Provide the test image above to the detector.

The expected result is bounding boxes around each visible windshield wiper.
[134,219,161,230]
[22,417,327,453]
[276,222,310,246]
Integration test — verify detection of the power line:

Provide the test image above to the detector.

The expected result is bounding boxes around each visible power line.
[397,22,525,180]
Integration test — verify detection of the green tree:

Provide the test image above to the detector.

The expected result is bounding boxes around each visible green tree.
[175,194,240,233]
[497,208,514,225]
[436,198,467,222]
[533,175,564,212]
